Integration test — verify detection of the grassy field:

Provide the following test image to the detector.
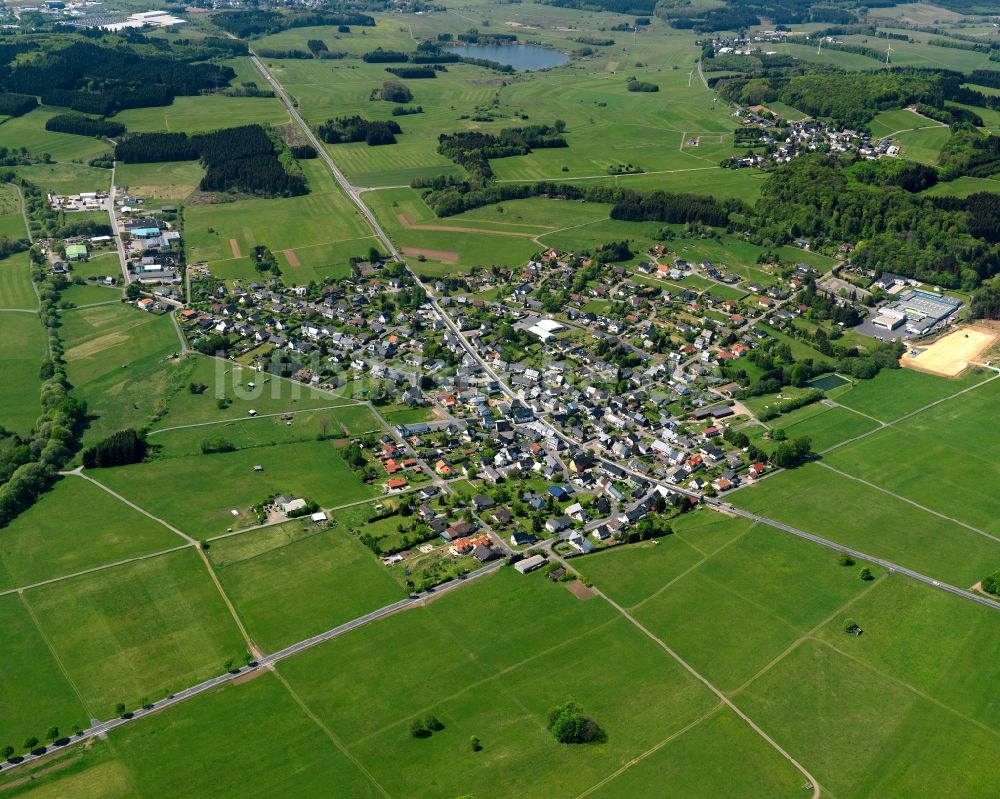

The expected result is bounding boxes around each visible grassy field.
[893,124,952,165]
[0,107,112,164]
[114,160,204,202]
[92,439,377,539]
[922,175,1000,197]
[151,354,352,428]
[824,377,1000,535]
[0,252,36,310]
[184,160,376,284]
[768,403,880,452]
[209,520,405,652]
[577,512,757,609]
[0,309,45,435]
[12,163,111,196]
[276,568,730,798]
[730,463,998,587]
[738,629,1000,798]
[150,404,379,458]
[0,476,180,591]
[114,93,289,135]
[626,523,882,692]
[59,303,182,444]
[23,548,246,718]
[835,366,989,422]
[0,594,89,751]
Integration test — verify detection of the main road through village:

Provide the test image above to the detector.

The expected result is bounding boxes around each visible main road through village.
[4,49,995,790]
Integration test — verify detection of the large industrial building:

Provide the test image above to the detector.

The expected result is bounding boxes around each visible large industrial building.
[871,289,960,336]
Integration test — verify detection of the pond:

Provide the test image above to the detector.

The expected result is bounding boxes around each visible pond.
[447,43,569,71]
[808,373,851,392]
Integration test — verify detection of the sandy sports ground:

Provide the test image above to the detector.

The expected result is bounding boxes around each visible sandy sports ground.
[901,324,999,377]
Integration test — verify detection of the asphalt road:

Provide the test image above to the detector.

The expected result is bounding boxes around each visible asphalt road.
[0,559,502,773]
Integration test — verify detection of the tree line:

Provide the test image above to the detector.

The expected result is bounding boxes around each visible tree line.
[0,92,37,117]
[436,123,567,184]
[81,429,147,468]
[45,113,125,139]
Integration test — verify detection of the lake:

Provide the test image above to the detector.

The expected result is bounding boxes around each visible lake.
[448,43,569,71]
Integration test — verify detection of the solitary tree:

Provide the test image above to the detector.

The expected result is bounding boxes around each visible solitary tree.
[859,566,873,581]
[46,726,59,743]
[23,736,39,752]
[1,744,14,760]
[115,702,127,717]
[470,736,482,752]
[837,553,855,567]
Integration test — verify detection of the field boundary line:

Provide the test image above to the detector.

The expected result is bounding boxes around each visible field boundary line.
[71,471,196,545]
[591,585,822,799]
[0,543,191,599]
[497,165,721,184]
[729,574,889,697]
[815,461,1000,544]
[18,592,95,720]
[272,671,393,798]
[810,636,1000,739]
[534,216,611,244]
[631,522,756,611]
[146,402,364,436]
[821,372,1000,455]
[828,400,885,426]
[573,704,724,799]
[349,615,623,747]
[196,547,256,654]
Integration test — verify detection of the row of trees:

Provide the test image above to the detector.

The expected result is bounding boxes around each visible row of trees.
[44,113,125,139]
[212,9,374,38]
[436,123,567,184]
[0,91,37,117]
[0,246,87,528]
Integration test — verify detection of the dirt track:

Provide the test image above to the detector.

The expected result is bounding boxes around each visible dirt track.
[397,213,535,238]
[230,239,241,258]
[283,249,300,267]
[402,246,459,263]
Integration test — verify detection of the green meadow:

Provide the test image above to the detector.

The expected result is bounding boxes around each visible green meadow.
[209,520,405,652]
[91,439,377,539]
[0,252,36,310]
[0,476,180,591]
[23,548,246,718]
[0,310,46,435]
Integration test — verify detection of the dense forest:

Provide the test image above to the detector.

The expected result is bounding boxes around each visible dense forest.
[0,92,37,117]
[0,37,235,116]
[316,116,402,146]
[116,126,306,197]
[45,113,125,138]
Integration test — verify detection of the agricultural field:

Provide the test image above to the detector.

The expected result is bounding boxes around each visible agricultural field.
[0,107,112,164]
[822,377,1000,535]
[22,548,246,718]
[208,519,405,652]
[0,184,28,239]
[731,461,998,587]
[114,160,205,202]
[185,160,377,284]
[0,252,36,310]
[0,309,46,435]
[91,438,377,539]
[59,303,181,445]
[0,476,180,591]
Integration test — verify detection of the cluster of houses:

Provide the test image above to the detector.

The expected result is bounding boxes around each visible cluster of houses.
[726,112,898,169]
